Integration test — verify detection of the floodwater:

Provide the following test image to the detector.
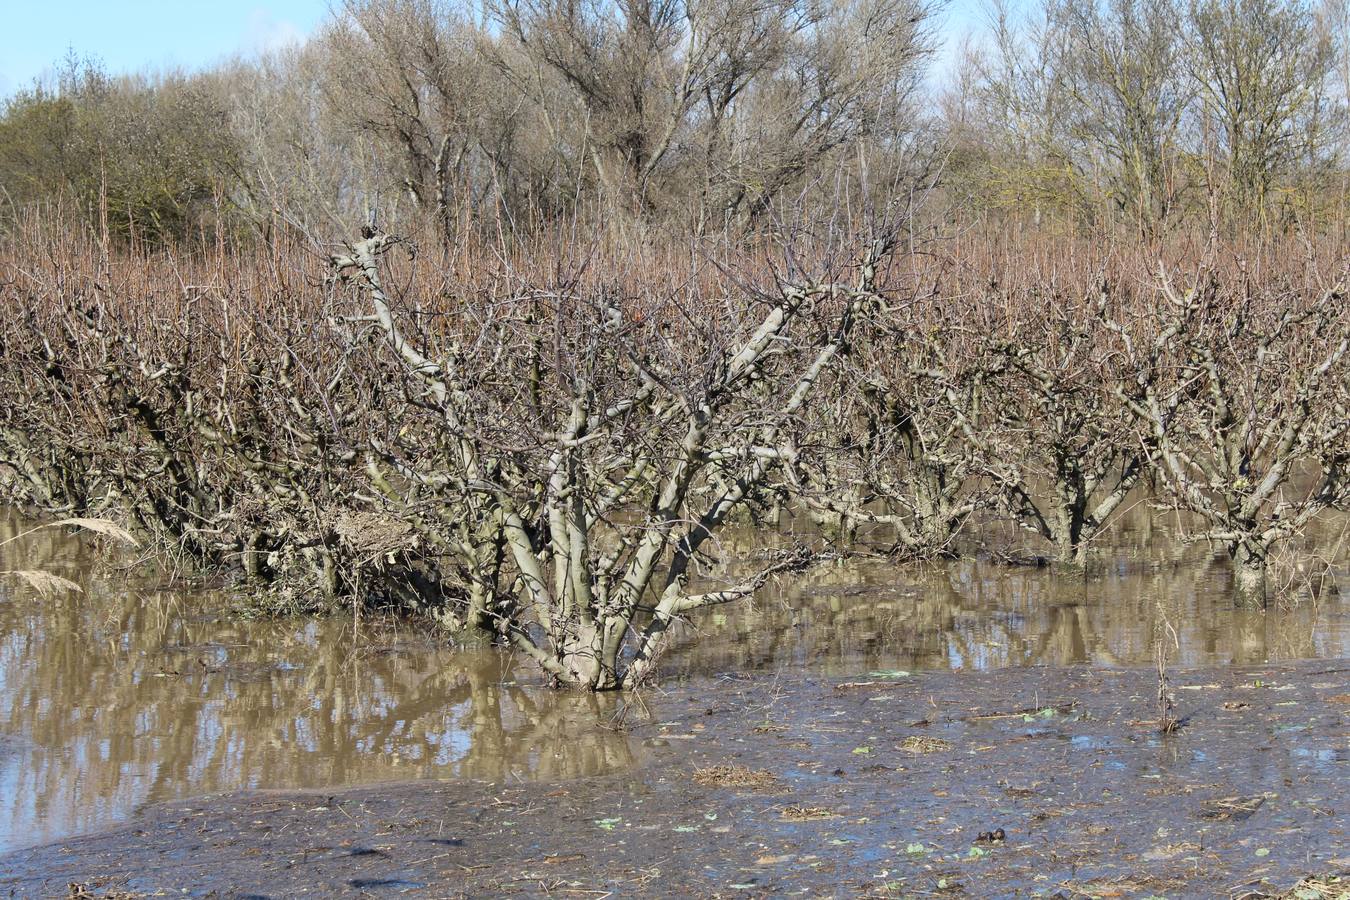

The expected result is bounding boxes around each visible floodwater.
[0,507,1346,853]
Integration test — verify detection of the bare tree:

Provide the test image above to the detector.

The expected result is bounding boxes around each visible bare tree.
[979,284,1151,566]
[791,289,993,557]
[330,221,904,687]
[1049,0,1191,227]
[488,0,935,221]
[315,0,491,230]
[1118,262,1350,603]
[1188,0,1342,225]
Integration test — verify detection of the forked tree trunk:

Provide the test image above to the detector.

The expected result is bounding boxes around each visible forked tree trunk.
[552,623,621,690]
[1051,497,1089,568]
[1229,540,1268,609]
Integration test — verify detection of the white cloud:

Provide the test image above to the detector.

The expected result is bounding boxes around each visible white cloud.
[247,9,306,55]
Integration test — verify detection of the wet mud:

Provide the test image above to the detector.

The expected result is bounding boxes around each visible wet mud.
[3,662,1346,898]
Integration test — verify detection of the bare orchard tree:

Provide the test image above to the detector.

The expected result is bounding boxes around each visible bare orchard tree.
[977,279,1156,566]
[788,286,993,557]
[330,224,903,688]
[1118,262,1350,604]
[790,264,1158,566]
[0,230,388,603]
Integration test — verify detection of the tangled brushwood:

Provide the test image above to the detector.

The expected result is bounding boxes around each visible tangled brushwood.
[0,215,1347,688]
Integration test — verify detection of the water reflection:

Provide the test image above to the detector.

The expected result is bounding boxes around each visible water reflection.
[664,509,1348,675]
[0,515,637,851]
[0,507,1346,852]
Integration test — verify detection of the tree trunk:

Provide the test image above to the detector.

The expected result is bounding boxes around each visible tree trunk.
[1230,541,1268,609]
[1051,496,1089,570]
[553,623,622,690]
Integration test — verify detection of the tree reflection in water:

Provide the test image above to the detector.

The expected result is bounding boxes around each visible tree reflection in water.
[0,506,1345,851]
[0,513,637,850]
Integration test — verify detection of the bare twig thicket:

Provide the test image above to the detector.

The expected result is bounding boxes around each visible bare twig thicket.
[1,212,1347,686]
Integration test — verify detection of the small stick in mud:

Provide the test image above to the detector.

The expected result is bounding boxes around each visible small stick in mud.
[1154,602,1181,734]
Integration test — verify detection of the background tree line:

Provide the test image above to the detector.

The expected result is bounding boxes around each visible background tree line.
[3,0,1347,242]
[947,0,1350,234]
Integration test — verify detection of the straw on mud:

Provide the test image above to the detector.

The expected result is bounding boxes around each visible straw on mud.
[899,735,952,753]
[780,805,836,821]
[692,764,780,789]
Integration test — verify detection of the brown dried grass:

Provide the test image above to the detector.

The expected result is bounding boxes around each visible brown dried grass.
[692,764,780,790]
[0,518,138,550]
[899,736,952,754]
[1273,876,1350,900]
[780,805,836,821]
[1,517,138,597]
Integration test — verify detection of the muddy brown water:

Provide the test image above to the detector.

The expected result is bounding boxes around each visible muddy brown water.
[0,507,1347,857]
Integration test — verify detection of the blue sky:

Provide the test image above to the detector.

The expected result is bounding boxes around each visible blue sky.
[3,1,989,100]
[2,2,332,97]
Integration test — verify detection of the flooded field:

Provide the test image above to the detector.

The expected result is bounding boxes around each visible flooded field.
[0,507,1347,856]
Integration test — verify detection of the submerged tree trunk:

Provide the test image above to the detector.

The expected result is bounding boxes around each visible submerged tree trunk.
[1050,492,1089,568]
[1229,540,1268,609]
[553,624,622,691]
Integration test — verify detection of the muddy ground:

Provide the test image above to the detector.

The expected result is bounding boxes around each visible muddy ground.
[2,662,1347,899]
